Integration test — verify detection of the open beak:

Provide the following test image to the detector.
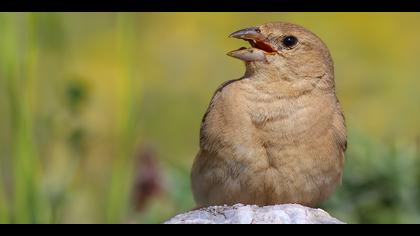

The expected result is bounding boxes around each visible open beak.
[227,26,277,62]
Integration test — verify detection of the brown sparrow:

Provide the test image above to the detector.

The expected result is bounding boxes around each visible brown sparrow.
[191,22,347,208]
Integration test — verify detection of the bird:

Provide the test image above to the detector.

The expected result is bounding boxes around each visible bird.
[191,22,347,208]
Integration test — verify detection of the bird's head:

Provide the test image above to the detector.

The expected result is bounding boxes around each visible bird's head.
[228,22,334,85]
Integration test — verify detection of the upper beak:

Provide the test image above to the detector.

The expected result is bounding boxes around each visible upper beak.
[229,27,266,41]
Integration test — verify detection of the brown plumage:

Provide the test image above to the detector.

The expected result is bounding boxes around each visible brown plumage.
[191,22,347,208]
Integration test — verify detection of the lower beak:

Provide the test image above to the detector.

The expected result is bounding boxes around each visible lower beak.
[227,48,266,61]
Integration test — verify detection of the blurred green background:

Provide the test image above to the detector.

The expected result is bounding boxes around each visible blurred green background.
[1,12,420,224]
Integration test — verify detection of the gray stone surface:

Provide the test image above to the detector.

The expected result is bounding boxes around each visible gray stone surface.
[164,203,344,224]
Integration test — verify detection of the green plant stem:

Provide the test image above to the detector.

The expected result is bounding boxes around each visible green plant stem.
[10,13,50,224]
[105,13,138,223]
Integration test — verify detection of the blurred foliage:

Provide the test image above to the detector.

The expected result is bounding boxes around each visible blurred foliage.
[0,13,420,223]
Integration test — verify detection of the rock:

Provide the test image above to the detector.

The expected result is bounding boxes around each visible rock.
[164,204,344,224]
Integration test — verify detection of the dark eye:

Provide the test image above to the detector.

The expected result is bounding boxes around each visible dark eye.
[282,35,298,48]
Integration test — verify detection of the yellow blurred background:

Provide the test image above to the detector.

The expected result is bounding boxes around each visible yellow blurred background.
[1,12,420,224]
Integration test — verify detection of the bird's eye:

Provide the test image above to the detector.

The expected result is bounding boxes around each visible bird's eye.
[282,35,298,48]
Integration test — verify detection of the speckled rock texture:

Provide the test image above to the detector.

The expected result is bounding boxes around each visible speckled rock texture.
[164,204,344,224]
